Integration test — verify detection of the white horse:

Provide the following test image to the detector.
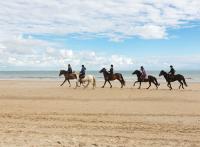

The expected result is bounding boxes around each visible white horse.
[78,74,96,89]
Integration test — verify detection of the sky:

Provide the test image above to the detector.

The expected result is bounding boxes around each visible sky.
[0,0,200,71]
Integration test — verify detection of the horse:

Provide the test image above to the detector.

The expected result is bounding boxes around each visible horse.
[59,70,79,88]
[132,70,160,89]
[159,70,187,90]
[78,74,96,89]
[99,68,125,88]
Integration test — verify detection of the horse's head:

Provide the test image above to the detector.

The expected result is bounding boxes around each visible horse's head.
[99,68,106,73]
[159,70,166,77]
[132,70,141,76]
[59,70,65,76]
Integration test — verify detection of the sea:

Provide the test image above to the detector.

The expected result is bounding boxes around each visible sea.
[0,70,199,83]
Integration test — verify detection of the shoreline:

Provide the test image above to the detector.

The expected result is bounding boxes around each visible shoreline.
[0,78,199,84]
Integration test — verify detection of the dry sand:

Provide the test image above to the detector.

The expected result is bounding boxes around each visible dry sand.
[0,80,200,146]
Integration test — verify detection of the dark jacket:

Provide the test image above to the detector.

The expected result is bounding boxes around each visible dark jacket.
[141,68,147,79]
[109,67,113,75]
[169,68,175,75]
[68,67,72,73]
[80,67,86,75]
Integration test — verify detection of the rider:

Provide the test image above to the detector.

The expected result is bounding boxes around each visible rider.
[67,64,72,74]
[79,65,86,80]
[140,66,147,81]
[168,65,176,79]
[109,64,114,79]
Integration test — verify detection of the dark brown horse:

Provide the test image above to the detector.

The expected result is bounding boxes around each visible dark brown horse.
[99,68,125,88]
[132,70,160,89]
[59,70,78,88]
[159,70,187,90]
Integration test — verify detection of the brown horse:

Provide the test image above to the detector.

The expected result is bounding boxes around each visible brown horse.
[59,70,78,88]
[99,68,125,88]
[132,70,160,89]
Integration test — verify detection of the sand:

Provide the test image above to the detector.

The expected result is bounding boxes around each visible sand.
[0,79,200,147]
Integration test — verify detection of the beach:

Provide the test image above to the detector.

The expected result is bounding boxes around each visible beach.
[0,80,200,146]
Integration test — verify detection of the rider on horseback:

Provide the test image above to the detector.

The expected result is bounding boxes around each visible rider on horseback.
[168,65,176,80]
[140,66,147,81]
[79,65,86,80]
[67,64,72,74]
[109,64,114,79]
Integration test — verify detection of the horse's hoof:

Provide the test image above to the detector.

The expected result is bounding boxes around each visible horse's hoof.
[101,86,104,88]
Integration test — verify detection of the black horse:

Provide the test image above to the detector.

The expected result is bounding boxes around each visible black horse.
[159,70,187,90]
[132,70,160,89]
[99,68,125,88]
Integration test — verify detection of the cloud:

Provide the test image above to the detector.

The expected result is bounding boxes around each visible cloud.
[0,36,134,70]
[0,1,200,70]
[0,0,199,40]
[0,35,200,70]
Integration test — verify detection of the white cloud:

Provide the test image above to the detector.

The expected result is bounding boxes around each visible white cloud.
[0,0,199,40]
[0,1,200,70]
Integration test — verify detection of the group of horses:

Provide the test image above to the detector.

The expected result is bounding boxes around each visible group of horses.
[59,68,188,90]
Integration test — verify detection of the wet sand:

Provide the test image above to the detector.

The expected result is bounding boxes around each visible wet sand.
[0,80,200,146]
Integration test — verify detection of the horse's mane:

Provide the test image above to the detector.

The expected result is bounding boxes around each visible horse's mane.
[134,70,142,74]
[135,70,141,72]
[160,70,167,73]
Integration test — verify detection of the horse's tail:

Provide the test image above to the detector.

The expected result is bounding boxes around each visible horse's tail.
[121,74,125,86]
[149,75,159,86]
[153,77,160,86]
[93,76,96,88]
[182,77,188,87]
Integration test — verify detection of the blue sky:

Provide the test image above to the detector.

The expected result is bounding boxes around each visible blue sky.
[0,0,200,70]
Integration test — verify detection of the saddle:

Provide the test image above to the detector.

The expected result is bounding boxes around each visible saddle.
[140,74,148,81]
[141,78,148,82]
[168,74,175,81]
[67,72,74,77]
[109,73,114,80]
[79,74,85,79]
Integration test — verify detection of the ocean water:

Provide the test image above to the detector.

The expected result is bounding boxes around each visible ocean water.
[0,70,199,83]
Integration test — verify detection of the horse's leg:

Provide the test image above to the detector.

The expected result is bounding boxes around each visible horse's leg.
[138,82,141,89]
[147,81,151,89]
[84,81,90,89]
[119,79,123,88]
[155,81,158,89]
[181,81,184,89]
[168,82,172,90]
[133,81,138,86]
[74,80,78,89]
[67,80,71,87]
[152,81,157,89]
[167,82,170,89]
[151,79,157,89]
[102,80,107,88]
[60,78,67,86]
[179,81,184,89]
[108,80,112,88]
